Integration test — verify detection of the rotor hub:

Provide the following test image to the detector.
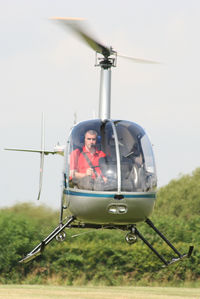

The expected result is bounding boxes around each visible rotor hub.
[95,52,117,68]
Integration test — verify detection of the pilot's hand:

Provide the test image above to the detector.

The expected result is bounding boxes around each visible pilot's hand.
[102,176,107,183]
[86,168,93,176]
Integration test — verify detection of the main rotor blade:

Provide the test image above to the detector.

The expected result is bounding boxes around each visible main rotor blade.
[118,53,160,64]
[50,17,111,57]
[50,17,160,64]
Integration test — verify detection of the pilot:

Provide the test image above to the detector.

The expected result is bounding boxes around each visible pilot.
[70,130,107,189]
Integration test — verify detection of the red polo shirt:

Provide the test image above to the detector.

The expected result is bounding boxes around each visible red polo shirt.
[70,146,106,179]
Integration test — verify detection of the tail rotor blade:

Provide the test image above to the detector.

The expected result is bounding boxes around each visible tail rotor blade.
[37,114,45,201]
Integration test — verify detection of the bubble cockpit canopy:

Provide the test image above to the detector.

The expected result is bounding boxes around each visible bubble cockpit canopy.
[66,119,157,192]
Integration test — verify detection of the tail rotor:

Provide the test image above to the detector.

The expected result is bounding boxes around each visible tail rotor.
[37,114,45,200]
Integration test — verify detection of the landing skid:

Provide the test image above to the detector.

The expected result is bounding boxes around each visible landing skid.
[19,217,193,266]
[19,216,75,263]
[136,218,193,267]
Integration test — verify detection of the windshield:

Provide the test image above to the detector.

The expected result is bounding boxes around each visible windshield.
[66,119,157,192]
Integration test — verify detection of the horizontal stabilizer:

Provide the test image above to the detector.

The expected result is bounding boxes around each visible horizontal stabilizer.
[4,147,64,156]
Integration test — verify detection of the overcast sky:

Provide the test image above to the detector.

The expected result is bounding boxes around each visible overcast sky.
[1,0,200,209]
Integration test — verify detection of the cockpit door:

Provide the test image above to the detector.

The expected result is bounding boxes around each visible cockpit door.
[112,120,157,192]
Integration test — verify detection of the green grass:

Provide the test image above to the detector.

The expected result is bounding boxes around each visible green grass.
[0,285,200,299]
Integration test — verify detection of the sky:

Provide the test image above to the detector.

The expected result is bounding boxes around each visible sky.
[1,0,200,209]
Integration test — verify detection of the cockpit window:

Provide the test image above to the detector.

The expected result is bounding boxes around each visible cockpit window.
[67,120,117,191]
[66,119,157,192]
[140,134,157,190]
[141,134,156,174]
[114,121,144,191]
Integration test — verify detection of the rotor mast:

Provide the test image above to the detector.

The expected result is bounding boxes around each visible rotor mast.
[98,58,112,121]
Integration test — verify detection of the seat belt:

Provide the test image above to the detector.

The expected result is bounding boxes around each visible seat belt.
[81,151,99,178]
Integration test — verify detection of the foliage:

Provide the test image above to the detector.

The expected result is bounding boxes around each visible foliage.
[0,169,200,285]
[155,168,200,219]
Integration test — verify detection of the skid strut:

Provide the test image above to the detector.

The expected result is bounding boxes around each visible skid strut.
[19,216,75,263]
[133,218,193,266]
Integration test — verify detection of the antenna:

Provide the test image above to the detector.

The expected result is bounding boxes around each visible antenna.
[73,112,77,125]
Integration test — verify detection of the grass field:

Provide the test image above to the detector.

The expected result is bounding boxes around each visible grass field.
[0,285,199,299]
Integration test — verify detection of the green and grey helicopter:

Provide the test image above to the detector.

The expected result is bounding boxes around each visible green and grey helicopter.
[6,18,193,266]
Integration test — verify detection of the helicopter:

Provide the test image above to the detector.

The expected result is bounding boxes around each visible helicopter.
[6,17,193,266]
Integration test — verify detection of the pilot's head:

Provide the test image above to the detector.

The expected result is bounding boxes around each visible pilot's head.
[85,130,97,150]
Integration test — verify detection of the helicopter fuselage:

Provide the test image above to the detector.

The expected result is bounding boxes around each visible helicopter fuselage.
[63,189,156,224]
[62,118,157,225]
